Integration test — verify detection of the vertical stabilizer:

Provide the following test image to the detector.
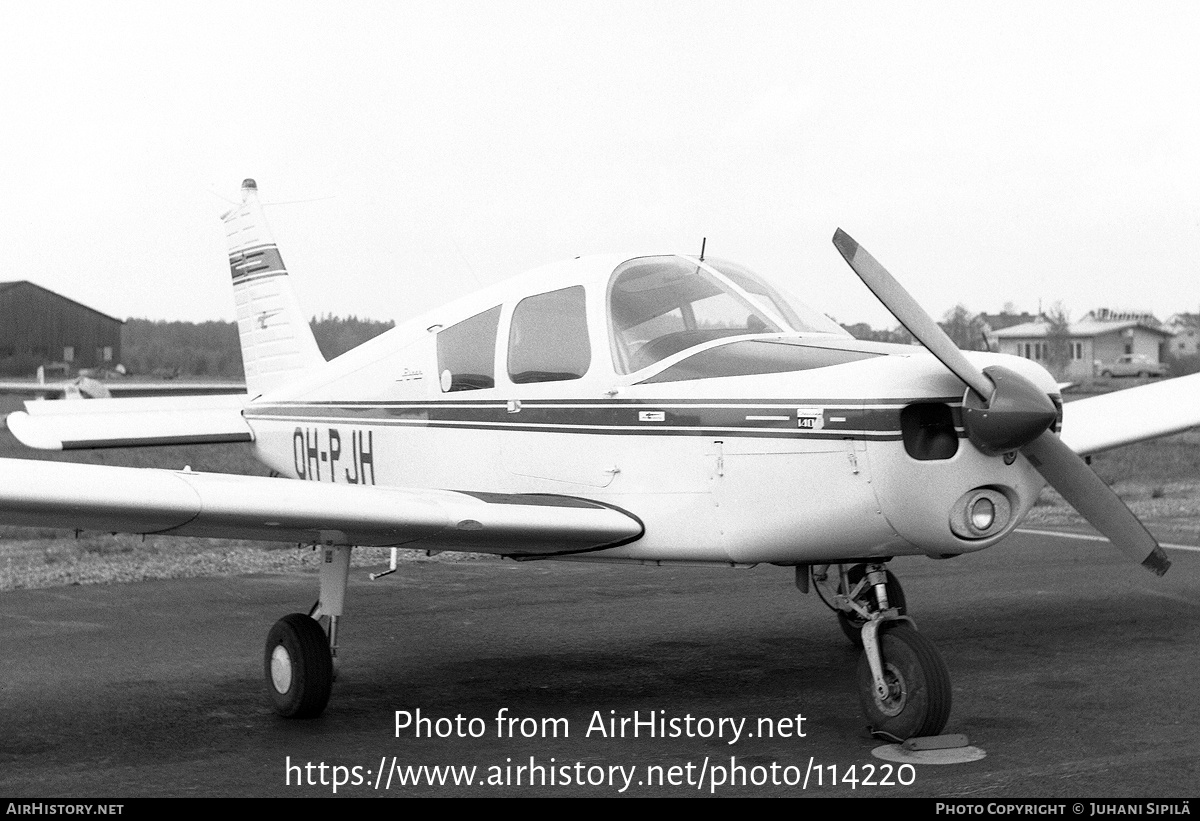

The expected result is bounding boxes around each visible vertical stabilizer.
[222,179,325,396]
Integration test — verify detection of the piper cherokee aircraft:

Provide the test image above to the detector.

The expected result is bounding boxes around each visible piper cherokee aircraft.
[3,180,1199,739]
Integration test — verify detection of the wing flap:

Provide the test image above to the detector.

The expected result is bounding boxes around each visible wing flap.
[1060,372,1200,455]
[0,458,643,556]
[6,394,252,450]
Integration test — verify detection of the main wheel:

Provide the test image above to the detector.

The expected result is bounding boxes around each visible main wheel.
[856,622,951,739]
[837,564,906,647]
[265,613,334,718]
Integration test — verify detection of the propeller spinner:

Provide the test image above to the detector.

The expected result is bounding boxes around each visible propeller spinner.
[832,229,1169,576]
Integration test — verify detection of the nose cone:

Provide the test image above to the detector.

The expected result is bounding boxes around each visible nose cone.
[962,365,1058,455]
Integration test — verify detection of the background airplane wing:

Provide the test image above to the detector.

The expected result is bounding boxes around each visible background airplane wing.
[1061,372,1200,455]
[6,394,252,450]
[0,457,643,557]
[0,379,245,399]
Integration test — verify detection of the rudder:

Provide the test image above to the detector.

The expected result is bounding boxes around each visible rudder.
[222,179,324,396]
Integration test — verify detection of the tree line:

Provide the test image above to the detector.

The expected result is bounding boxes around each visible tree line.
[121,307,1199,380]
[121,315,395,378]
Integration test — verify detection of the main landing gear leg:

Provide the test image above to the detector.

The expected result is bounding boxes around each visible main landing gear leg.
[809,562,951,739]
[264,541,352,718]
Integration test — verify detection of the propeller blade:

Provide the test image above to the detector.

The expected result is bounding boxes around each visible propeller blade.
[1022,431,1170,575]
[832,229,994,401]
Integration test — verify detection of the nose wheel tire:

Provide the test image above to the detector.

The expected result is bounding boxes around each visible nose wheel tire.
[857,622,951,739]
[837,564,906,647]
[265,613,334,719]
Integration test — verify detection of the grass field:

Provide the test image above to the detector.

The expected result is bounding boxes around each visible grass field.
[1025,428,1200,535]
[0,394,1196,590]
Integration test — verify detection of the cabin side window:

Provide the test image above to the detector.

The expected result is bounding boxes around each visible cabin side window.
[507,286,591,383]
[437,306,501,392]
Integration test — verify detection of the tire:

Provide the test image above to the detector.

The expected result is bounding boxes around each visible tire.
[1101,370,1113,377]
[857,623,951,739]
[265,613,333,718]
[837,565,906,647]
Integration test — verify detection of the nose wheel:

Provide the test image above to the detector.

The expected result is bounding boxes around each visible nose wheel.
[857,621,951,739]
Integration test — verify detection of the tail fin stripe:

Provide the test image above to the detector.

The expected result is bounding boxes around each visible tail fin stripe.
[229,245,286,279]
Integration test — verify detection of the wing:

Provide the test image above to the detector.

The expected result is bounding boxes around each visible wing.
[1060,371,1200,455]
[0,379,245,400]
[0,457,643,557]
[6,394,252,450]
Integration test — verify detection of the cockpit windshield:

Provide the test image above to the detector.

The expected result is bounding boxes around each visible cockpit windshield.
[607,255,846,374]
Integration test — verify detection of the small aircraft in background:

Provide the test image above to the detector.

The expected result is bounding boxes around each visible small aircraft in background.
[2,179,1197,739]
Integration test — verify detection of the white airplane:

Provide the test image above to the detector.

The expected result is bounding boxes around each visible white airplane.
[3,179,1198,739]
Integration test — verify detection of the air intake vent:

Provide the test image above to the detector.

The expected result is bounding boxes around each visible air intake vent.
[900,403,959,461]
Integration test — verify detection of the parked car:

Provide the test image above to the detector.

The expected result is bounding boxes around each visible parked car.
[1099,354,1169,378]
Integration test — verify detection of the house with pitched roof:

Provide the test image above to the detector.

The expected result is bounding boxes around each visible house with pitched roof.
[992,308,1173,380]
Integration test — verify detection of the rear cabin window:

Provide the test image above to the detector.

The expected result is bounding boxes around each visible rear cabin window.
[437,306,501,392]
[507,286,591,383]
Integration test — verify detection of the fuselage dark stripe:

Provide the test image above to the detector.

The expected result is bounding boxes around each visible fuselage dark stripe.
[244,398,964,441]
[256,396,964,408]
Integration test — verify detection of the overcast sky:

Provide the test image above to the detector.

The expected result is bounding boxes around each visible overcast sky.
[1,1,1198,330]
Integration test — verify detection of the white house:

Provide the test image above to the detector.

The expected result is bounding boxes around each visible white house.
[992,309,1173,380]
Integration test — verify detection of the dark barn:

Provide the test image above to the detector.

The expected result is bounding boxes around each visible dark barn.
[0,281,123,376]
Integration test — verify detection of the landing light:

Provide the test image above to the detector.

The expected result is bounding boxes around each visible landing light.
[970,497,995,531]
[950,488,1011,540]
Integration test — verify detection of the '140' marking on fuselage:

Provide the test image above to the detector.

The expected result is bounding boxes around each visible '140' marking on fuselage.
[293,427,375,484]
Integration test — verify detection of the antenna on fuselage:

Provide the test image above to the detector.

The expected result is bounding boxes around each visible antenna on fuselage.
[699,237,707,261]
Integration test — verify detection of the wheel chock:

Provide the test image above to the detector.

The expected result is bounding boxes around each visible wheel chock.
[902,733,969,751]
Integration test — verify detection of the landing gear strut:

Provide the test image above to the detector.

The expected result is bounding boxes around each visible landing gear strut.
[812,563,907,647]
[264,542,351,718]
[809,562,950,738]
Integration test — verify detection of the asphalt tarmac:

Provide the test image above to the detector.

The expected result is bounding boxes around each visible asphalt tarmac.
[1,528,1197,798]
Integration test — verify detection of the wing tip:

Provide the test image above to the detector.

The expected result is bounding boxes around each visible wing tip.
[5,411,64,450]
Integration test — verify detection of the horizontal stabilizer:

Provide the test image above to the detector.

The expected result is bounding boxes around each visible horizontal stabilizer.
[1061,372,1200,455]
[0,458,643,556]
[6,394,251,450]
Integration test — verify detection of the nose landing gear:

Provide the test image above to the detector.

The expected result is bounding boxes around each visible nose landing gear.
[809,562,951,739]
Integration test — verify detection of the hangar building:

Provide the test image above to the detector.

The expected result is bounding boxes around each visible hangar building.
[0,281,123,376]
